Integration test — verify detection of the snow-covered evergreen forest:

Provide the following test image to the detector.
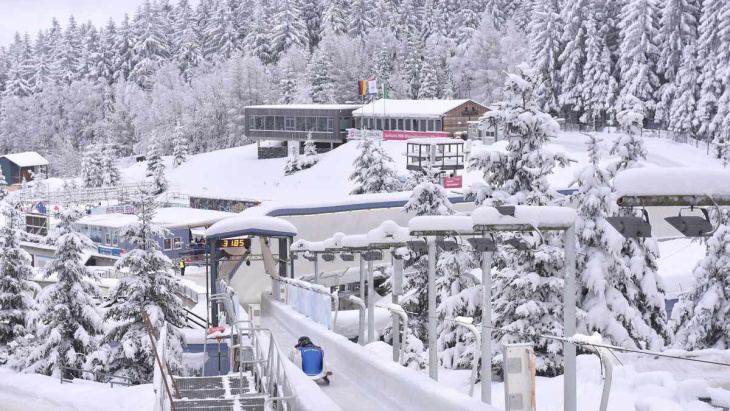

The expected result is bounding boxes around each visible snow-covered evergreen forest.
[2,0,727,177]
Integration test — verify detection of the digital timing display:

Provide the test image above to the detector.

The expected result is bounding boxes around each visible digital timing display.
[216,238,251,248]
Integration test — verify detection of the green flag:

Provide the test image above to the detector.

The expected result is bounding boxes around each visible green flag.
[382,82,389,99]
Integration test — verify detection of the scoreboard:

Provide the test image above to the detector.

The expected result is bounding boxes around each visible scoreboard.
[216,238,251,249]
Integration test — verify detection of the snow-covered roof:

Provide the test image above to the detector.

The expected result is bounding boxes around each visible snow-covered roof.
[614,167,730,198]
[246,104,360,110]
[406,138,464,145]
[78,208,236,230]
[2,151,49,167]
[206,215,297,239]
[471,206,577,230]
[409,216,476,235]
[352,99,478,119]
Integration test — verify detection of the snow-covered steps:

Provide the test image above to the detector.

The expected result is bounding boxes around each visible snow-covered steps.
[172,373,265,411]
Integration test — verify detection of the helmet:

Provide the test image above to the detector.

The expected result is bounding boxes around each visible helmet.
[296,336,313,348]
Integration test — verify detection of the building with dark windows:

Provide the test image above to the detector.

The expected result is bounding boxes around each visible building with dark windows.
[352,99,489,138]
[244,104,359,158]
[0,151,49,189]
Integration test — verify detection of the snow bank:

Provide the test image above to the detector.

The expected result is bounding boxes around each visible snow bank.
[615,167,730,198]
[261,293,497,411]
[0,368,153,411]
[205,215,297,238]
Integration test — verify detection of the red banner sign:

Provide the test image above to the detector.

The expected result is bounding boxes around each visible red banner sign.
[443,176,463,189]
[382,130,449,141]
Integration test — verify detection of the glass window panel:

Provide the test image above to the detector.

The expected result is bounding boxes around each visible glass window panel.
[397,119,403,130]
[275,116,284,130]
[306,117,316,131]
[255,116,264,130]
[265,116,275,130]
[285,117,295,131]
[164,239,172,250]
[249,116,254,129]
[327,118,334,132]
[376,119,382,130]
[317,117,327,132]
[436,119,442,130]
[405,119,412,131]
[419,119,426,131]
[174,238,182,250]
[296,117,306,131]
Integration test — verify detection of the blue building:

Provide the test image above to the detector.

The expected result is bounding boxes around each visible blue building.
[0,152,49,187]
[76,207,235,260]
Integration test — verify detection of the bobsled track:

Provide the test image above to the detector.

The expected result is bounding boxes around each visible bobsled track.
[259,293,495,411]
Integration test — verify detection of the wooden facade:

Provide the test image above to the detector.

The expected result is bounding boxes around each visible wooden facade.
[442,101,489,135]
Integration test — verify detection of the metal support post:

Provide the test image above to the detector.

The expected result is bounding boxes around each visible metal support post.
[358,254,366,344]
[564,225,577,411]
[427,237,438,381]
[314,255,320,285]
[481,251,494,404]
[367,259,375,344]
[209,243,219,327]
[392,255,403,362]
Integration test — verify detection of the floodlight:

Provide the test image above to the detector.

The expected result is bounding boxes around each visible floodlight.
[665,208,714,237]
[606,209,652,238]
[467,237,497,252]
[303,252,317,262]
[322,252,336,262]
[362,250,383,261]
[340,252,355,262]
[407,239,428,253]
[437,238,459,251]
[291,253,298,260]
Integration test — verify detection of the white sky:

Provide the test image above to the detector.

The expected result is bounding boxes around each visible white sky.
[0,0,196,46]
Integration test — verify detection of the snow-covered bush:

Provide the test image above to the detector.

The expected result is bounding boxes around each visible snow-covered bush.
[98,191,185,383]
[23,208,103,377]
[300,132,320,169]
[0,166,7,200]
[81,144,104,189]
[608,95,648,176]
[172,125,189,168]
[101,142,121,187]
[672,209,730,350]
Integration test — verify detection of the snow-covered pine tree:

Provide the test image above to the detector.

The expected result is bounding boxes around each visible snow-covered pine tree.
[466,65,570,376]
[668,42,700,142]
[99,190,186,383]
[278,61,298,104]
[23,208,103,377]
[172,125,189,168]
[672,208,730,349]
[435,245,479,369]
[306,49,335,104]
[527,0,562,113]
[146,139,167,195]
[0,197,39,346]
[348,0,374,39]
[401,180,454,345]
[0,166,8,200]
[284,143,302,176]
[101,142,121,187]
[571,134,667,349]
[617,0,660,115]
[579,4,618,128]
[349,138,400,194]
[403,167,441,191]
[608,95,648,176]
[204,0,240,62]
[695,0,726,145]
[300,0,323,51]
[269,0,308,62]
[322,0,349,36]
[418,58,439,100]
[243,0,273,64]
[402,34,422,100]
[558,0,588,119]
[173,0,202,82]
[608,97,671,348]
[129,1,170,90]
[300,131,319,170]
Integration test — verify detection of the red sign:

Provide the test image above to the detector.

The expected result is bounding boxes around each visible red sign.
[382,130,449,141]
[443,176,463,189]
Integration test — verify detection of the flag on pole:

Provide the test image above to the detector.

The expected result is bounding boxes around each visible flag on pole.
[367,79,378,96]
[382,82,389,99]
[358,80,367,96]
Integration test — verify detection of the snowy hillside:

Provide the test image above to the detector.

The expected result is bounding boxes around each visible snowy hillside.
[120,132,728,203]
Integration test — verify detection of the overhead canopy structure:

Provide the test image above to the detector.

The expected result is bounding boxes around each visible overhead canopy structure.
[614,167,730,206]
[205,215,298,239]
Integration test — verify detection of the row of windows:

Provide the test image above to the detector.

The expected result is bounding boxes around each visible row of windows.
[249,115,335,133]
[355,117,443,132]
[163,237,183,251]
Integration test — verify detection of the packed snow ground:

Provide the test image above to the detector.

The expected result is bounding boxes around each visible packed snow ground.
[118,131,728,202]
